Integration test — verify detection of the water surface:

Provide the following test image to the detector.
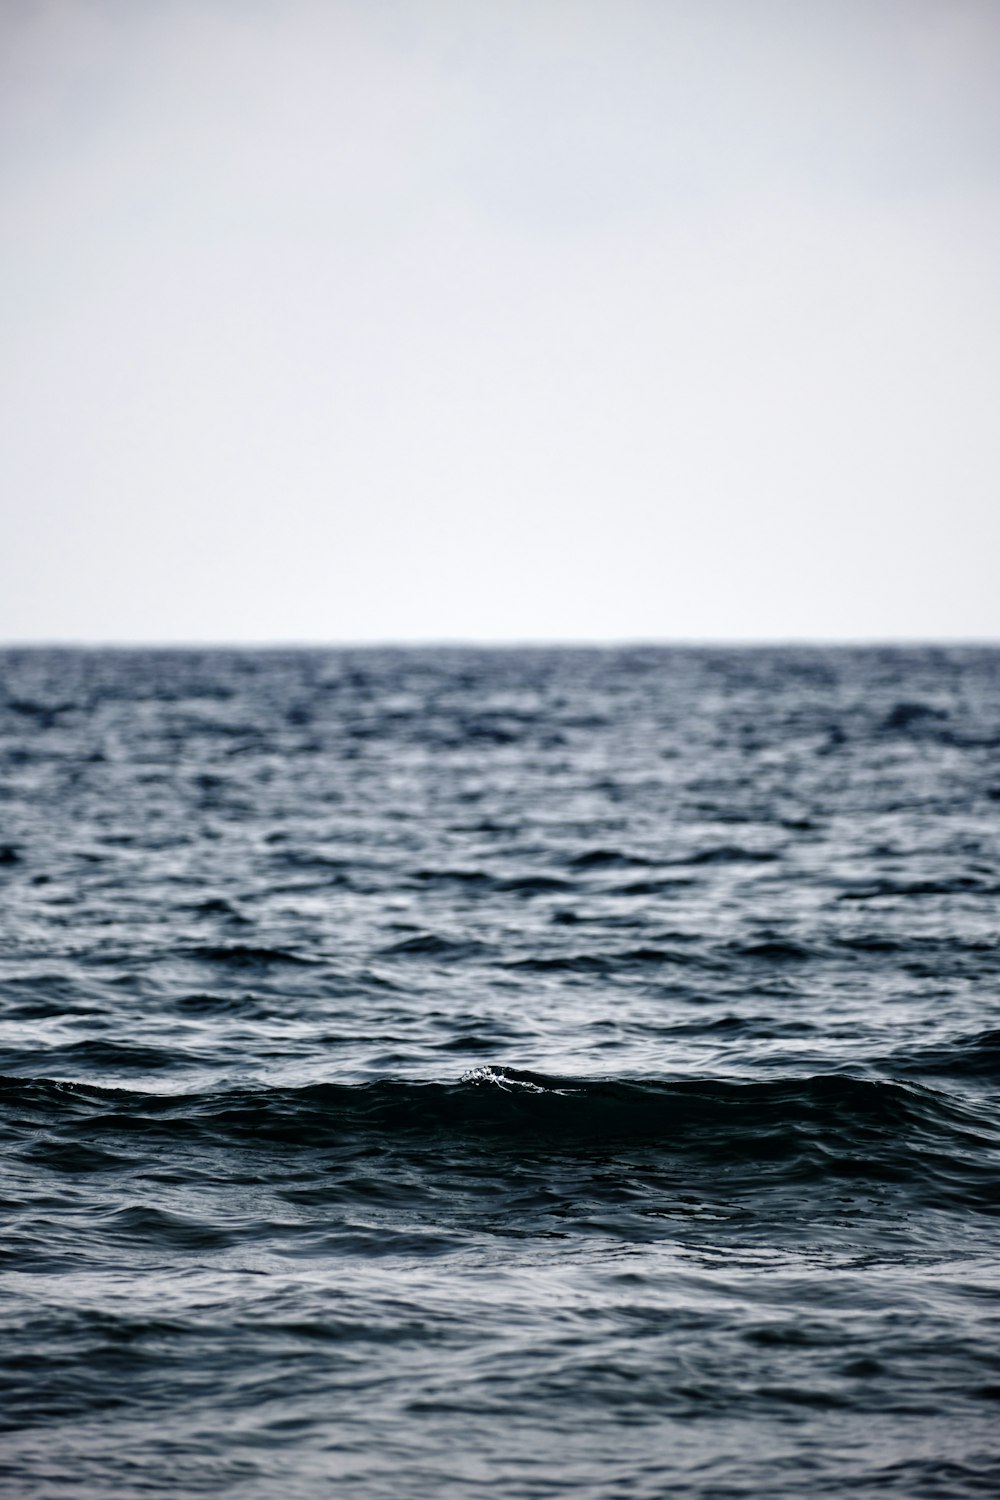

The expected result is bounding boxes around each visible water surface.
[2,646,999,1497]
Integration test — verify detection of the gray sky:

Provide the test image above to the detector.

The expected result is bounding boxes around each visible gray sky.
[2,0,999,643]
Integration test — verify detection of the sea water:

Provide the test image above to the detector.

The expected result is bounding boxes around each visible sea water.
[1,645,998,1497]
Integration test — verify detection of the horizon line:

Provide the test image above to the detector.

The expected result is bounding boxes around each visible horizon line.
[3,636,999,651]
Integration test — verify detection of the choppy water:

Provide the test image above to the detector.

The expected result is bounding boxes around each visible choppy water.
[1,645,999,1498]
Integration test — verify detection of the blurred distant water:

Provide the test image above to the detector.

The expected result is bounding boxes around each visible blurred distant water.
[1,645,999,1498]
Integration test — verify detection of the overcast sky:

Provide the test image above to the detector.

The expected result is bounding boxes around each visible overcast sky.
[2,0,998,643]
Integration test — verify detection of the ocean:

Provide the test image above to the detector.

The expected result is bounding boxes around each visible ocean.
[1,644,998,1498]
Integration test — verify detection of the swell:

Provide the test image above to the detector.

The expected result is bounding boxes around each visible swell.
[3,1068,996,1207]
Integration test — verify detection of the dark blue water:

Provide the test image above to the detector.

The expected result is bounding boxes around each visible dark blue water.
[2,645,999,1498]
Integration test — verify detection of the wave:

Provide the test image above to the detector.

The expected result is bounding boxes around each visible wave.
[892,1028,1000,1082]
[179,944,318,967]
[837,877,1000,900]
[378,933,488,959]
[3,1068,996,1208]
